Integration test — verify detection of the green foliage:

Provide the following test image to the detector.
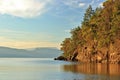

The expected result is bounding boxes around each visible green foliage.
[60,0,120,59]
[82,5,94,26]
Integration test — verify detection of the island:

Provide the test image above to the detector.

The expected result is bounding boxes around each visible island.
[55,0,120,64]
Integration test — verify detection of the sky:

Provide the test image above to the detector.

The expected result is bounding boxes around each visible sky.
[0,0,105,49]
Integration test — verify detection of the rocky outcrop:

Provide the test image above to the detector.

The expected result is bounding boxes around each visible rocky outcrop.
[56,44,120,64]
[54,56,67,61]
[75,40,120,64]
[58,0,120,64]
[57,40,120,64]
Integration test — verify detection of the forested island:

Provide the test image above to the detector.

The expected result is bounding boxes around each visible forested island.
[55,0,120,64]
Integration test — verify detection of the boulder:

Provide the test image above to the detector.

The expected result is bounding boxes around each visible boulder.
[54,56,67,61]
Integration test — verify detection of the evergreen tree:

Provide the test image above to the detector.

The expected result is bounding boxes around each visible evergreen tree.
[82,5,94,26]
[60,0,120,63]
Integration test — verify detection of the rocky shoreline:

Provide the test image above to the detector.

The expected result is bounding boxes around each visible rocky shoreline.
[54,56,67,61]
[55,46,120,64]
[57,0,120,64]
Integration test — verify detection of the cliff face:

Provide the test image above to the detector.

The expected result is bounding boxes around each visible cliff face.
[76,39,120,63]
[60,0,120,64]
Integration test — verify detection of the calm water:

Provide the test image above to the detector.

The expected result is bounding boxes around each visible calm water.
[0,58,119,80]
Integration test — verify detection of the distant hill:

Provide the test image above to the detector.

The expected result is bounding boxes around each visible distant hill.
[0,47,62,58]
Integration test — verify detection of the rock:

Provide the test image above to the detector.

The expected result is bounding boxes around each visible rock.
[71,52,78,61]
[54,56,67,61]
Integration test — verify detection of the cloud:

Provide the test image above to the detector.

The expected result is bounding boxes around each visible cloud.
[91,0,95,4]
[99,3,104,8]
[0,36,60,49]
[0,29,54,42]
[61,0,86,8]
[0,29,60,49]
[0,0,52,18]
[79,3,85,7]
[64,30,70,33]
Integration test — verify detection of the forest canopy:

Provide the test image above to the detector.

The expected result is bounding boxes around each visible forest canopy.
[60,0,120,63]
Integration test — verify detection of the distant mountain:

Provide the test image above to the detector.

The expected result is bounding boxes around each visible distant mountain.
[0,47,62,58]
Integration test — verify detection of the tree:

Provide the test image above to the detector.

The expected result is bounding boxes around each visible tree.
[82,5,94,26]
[70,26,81,47]
[60,38,72,57]
[60,0,120,63]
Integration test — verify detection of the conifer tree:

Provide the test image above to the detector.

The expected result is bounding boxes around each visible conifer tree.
[82,5,94,26]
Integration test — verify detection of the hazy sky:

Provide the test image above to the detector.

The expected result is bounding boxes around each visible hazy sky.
[0,0,105,49]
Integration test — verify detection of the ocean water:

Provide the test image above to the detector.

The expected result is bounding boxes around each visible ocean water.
[0,58,119,80]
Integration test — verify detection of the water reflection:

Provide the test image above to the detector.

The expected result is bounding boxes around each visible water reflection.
[63,63,120,80]
[0,58,119,80]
